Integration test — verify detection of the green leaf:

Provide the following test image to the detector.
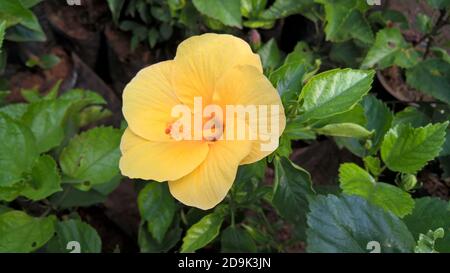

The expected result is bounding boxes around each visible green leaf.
[361,95,393,154]
[138,183,176,244]
[269,61,311,97]
[181,209,226,253]
[314,123,373,138]
[22,99,73,153]
[0,211,55,253]
[415,228,445,253]
[192,0,242,28]
[273,157,314,239]
[107,0,125,24]
[416,13,433,34]
[45,219,101,253]
[381,122,448,174]
[406,59,450,104]
[316,0,373,44]
[392,107,430,128]
[257,38,283,72]
[60,127,121,187]
[361,28,420,69]
[261,0,315,19]
[431,47,450,64]
[306,194,415,253]
[363,156,382,177]
[299,68,375,121]
[427,0,450,9]
[0,21,5,53]
[368,9,409,29]
[404,197,450,253]
[138,222,182,253]
[0,103,28,120]
[339,163,414,218]
[25,54,60,70]
[21,155,61,201]
[19,0,42,8]
[221,226,257,253]
[0,113,38,187]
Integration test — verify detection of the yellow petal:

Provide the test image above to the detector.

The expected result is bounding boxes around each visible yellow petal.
[122,60,181,142]
[168,140,251,210]
[120,128,209,181]
[172,33,262,107]
[214,65,286,164]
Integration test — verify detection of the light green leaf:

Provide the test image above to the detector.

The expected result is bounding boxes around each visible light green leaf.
[192,0,242,28]
[415,228,445,253]
[0,211,55,253]
[21,155,61,201]
[314,123,373,138]
[306,194,415,253]
[22,99,73,153]
[0,103,28,120]
[45,219,101,253]
[299,68,374,121]
[60,127,121,187]
[381,122,448,174]
[363,156,382,177]
[138,183,176,244]
[221,226,257,253]
[406,59,450,104]
[404,197,450,253]
[181,209,226,253]
[0,113,38,187]
[416,13,433,34]
[339,163,414,218]
[361,28,420,69]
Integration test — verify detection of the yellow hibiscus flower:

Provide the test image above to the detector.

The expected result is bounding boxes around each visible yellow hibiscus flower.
[120,33,286,210]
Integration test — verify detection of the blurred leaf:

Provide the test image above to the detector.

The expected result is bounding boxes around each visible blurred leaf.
[426,0,450,9]
[416,13,433,34]
[363,156,381,177]
[299,69,374,121]
[60,127,121,187]
[415,228,445,253]
[381,122,448,174]
[221,226,257,253]
[368,9,409,29]
[107,0,125,24]
[19,0,42,8]
[306,195,415,253]
[0,113,38,187]
[339,163,414,218]
[46,219,101,253]
[404,197,450,253]
[431,47,450,64]
[0,103,28,120]
[138,182,176,244]
[192,0,242,28]
[26,54,60,70]
[0,211,55,253]
[0,21,5,53]
[406,59,450,104]
[21,155,61,201]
